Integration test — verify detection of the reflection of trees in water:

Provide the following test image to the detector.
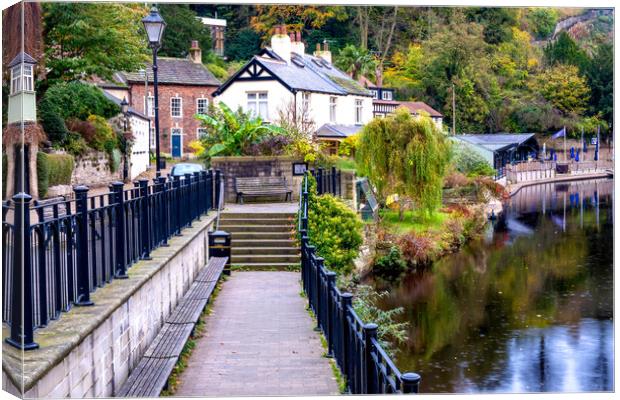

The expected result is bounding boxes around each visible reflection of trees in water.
[376,180,613,392]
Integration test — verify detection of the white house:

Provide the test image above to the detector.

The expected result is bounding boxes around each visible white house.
[213,25,374,150]
[102,91,151,180]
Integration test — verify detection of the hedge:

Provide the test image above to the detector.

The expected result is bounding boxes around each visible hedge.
[37,152,75,198]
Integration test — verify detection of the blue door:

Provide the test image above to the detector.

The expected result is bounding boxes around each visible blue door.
[171,133,182,158]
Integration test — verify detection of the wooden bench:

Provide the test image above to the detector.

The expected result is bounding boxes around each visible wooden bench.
[115,256,228,398]
[234,176,292,204]
[34,196,68,222]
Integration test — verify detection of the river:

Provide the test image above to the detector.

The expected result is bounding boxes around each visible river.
[372,178,613,393]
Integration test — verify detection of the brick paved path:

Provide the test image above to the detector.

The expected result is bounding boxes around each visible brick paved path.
[174,271,339,396]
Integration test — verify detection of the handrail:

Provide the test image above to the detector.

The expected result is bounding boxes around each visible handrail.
[215,170,225,231]
[2,168,223,350]
[298,171,421,394]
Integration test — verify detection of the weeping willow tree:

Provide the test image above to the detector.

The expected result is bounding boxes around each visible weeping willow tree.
[356,108,451,219]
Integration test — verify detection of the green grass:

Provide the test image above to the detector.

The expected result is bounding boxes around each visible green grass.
[333,156,358,172]
[379,208,448,234]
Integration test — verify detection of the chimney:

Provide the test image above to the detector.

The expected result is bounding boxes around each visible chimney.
[189,40,202,64]
[313,40,332,64]
[291,31,305,56]
[270,24,291,64]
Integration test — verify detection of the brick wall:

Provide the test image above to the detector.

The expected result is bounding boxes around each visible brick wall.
[128,83,217,157]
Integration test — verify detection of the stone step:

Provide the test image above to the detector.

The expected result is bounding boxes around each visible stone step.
[230,262,300,270]
[221,212,297,220]
[230,232,294,240]
[231,254,301,264]
[232,247,300,255]
[222,225,294,233]
[220,218,295,226]
[232,239,297,248]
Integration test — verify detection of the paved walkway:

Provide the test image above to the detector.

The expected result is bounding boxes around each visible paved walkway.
[174,271,339,396]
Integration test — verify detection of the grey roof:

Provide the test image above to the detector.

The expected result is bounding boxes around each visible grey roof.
[101,90,150,121]
[216,49,372,97]
[8,51,36,67]
[316,124,364,138]
[120,57,220,86]
[454,134,536,152]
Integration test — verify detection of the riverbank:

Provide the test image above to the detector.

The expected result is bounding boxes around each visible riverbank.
[507,171,612,197]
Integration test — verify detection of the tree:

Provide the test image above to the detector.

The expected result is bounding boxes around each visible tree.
[526,8,559,39]
[544,31,590,72]
[41,82,119,121]
[356,109,451,219]
[158,5,212,61]
[529,64,590,117]
[250,5,347,39]
[586,43,612,126]
[42,3,148,82]
[334,45,376,80]
[465,7,517,44]
[225,27,261,61]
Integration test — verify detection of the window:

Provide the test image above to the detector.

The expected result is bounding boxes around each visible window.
[247,92,268,120]
[381,90,393,101]
[170,97,182,117]
[145,95,154,117]
[197,128,208,138]
[329,97,337,123]
[302,92,311,111]
[355,99,363,125]
[196,98,209,115]
[150,127,156,149]
[369,89,378,99]
[10,64,33,94]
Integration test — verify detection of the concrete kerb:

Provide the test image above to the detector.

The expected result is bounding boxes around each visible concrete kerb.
[1,213,217,394]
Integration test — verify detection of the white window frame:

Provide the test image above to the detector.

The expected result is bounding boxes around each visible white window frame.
[302,92,311,111]
[196,98,209,115]
[150,126,156,149]
[170,127,183,157]
[246,91,269,120]
[329,96,337,123]
[369,89,378,99]
[170,96,182,118]
[10,65,33,94]
[355,99,363,125]
[145,95,154,117]
[197,127,208,139]
[381,90,392,101]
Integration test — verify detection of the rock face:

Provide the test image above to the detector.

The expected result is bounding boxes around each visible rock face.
[70,150,123,186]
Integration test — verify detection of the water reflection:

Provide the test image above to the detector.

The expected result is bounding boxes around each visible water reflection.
[371,178,614,393]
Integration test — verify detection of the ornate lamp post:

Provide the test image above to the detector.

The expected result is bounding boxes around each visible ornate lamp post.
[142,6,166,177]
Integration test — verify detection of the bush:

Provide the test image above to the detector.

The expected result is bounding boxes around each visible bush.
[304,175,363,275]
[86,115,118,152]
[36,152,50,198]
[443,171,470,188]
[373,246,407,282]
[66,119,97,144]
[397,232,436,266]
[337,134,360,157]
[244,135,292,156]
[47,154,74,187]
[39,98,69,144]
[63,132,89,156]
[452,142,496,177]
[110,149,122,172]
[41,82,119,121]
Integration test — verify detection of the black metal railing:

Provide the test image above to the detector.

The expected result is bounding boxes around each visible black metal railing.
[311,166,341,196]
[2,169,223,350]
[298,172,421,394]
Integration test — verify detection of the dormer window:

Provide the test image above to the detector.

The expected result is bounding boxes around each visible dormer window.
[10,64,33,94]
[370,89,378,99]
[381,90,393,101]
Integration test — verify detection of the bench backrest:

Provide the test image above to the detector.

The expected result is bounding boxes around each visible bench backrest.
[34,196,68,221]
[235,176,289,191]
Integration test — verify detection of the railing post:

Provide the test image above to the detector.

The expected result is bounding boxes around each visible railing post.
[331,166,337,195]
[363,323,379,394]
[194,171,203,218]
[306,245,316,310]
[112,182,128,279]
[184,173,193,227]
[326,271,337,358]
[173,175,182,235]
[158,176,169,246]
[341,292,353,391]
[215,169,222,208]
[5,192,39,350]
[314,256,324,331]
[401,372,421,394]
[139,179,152,260]
[300,231,308,293]
[74,185,95,305]
[317,167,324,195]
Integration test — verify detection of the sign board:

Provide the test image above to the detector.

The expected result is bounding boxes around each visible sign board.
[356,178,379,220]
[292,162,308,176]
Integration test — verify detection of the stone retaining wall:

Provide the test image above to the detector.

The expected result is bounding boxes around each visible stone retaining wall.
[71,150,123,186]
[2,213,217,398]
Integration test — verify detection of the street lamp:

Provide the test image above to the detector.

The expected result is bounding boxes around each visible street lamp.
[120,97,130,181]
[142,6,166,177]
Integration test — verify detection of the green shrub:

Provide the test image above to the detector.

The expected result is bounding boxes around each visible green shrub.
[373,246,407,282]
[452,142,496,177]
[304,175,363,275]
[337,134,360,157]
[37,152,50,198]
[110,149,122,172]
[47,154,74,187]
[41,82,119,121]
[39,98,69,144]
[63,132,89,156]
[87,115,118,152]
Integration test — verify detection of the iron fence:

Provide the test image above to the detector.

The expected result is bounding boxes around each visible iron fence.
[310,166,341,196]
[2,169,222,350]
[298,172,421,394]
